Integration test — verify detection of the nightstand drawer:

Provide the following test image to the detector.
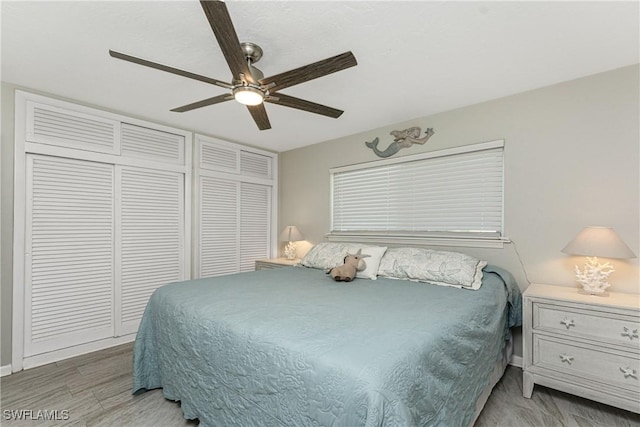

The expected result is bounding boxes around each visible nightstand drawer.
[534,335,640,392]
[534,302,640,348]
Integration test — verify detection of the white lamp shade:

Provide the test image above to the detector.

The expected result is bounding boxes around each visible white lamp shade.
[562,226,636,259]
[279,226,303,242]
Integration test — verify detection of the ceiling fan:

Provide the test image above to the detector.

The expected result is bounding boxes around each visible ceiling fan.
[109,0,357,131]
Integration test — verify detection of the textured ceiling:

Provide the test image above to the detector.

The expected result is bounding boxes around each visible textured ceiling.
[2,1,638,152]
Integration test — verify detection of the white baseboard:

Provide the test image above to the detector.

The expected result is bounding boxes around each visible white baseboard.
[509,354,523,368]
[22,334,136,370]
[1,364,12,377]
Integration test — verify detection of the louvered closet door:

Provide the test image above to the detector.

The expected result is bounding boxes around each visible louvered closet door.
[25,155,114,356]
[240,182,271,272]
[199,176,239,277]
[116,167,184,335]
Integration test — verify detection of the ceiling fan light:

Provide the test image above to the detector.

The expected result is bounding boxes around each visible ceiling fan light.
[233,86,264,106]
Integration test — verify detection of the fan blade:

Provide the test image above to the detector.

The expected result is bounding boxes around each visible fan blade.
[246,104,271,130]
[171,94,232,112]
[266,93,343,118]
[109,50,231,89]
[260,52,357,92]
[200,1,254,84]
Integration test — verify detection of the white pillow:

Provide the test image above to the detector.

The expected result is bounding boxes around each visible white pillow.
[377,247,487,289]
[356,246,388,280]
[299,242,364,270]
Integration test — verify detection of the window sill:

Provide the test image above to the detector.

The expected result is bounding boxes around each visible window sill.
[325,232,508,249]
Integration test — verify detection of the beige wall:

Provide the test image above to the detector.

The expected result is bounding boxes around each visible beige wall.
[279,65,639,293]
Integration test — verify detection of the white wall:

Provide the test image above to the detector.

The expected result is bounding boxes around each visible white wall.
[278,65,640,358]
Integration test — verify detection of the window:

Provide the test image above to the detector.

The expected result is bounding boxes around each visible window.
[329,140,504,247]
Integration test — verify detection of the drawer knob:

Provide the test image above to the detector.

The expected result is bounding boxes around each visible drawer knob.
[621,327,639,340]
[620,367,638,379]
[560,317,575,329]
[559,354,574,364]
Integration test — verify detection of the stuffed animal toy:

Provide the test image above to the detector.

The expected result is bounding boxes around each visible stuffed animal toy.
[326,250,369,282]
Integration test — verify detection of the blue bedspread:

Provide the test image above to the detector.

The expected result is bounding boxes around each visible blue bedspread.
[133,266,521,427]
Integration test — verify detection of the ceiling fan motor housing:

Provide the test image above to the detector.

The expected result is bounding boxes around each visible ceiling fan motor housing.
[232,42,268,105]
[241,42,263,64]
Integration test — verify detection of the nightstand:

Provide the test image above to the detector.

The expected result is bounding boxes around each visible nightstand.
[255,257,300,271]
[523,283,640,413]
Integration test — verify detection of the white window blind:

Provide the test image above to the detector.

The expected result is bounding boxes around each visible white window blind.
[331,141,504,239]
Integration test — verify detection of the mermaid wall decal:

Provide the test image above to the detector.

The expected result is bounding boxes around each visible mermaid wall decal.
[365,127,435,158]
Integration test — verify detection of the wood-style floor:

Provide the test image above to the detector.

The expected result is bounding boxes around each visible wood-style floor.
[1,343,638,426]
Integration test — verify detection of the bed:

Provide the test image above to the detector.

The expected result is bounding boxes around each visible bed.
[133,249,522,427]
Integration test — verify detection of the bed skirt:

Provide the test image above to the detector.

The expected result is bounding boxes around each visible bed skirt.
[469,336,513,426]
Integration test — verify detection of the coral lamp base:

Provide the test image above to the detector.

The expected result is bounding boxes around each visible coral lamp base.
[577,288,609,297]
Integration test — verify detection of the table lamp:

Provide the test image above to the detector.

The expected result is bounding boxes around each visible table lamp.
[280,226,304,260]
[562,226,636,296]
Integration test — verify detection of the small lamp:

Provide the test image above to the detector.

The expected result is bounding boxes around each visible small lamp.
[562,226,636,296]
[280,226,304,260]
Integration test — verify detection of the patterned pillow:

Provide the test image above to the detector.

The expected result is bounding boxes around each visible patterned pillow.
[299,242,365,270]
[377,247,487,289]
